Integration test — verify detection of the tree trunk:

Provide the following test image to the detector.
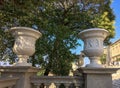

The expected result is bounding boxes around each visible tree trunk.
[31,55,36,67]
[44,68,50,76]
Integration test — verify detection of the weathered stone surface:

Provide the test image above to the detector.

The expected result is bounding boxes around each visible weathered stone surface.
[78,67,118,88]
[0,66,39,88]
[31,76,84,88]
[0,77,18,88]
[78,28,109,67]
[112,69,120,88]
[9,27,42,66]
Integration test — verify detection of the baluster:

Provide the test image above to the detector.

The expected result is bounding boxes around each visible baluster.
[76,86,79,88]
[75,84,80,88]
[36,85,40,88]
[34,84,40,88]
[45,83,51,88]
[55,83,60,88]
[65,83,70,88]
[46,85,49,88]
[8,86,12,88]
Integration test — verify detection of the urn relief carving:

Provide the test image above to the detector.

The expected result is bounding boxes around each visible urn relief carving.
[9,27,42,66]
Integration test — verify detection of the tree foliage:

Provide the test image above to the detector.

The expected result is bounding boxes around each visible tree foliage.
[100,54,107,64]
[0,0,115,75]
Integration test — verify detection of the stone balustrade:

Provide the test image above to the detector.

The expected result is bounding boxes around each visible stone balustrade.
[112,69,120,88]
[0,77,18,88]
[0,27,118,88]
[31,76,84,88]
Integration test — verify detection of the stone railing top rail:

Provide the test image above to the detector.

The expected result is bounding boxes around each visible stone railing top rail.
[31,76,83,84]
[107,66,120,68]
[0,77,18,88]
[0,66,40,72]
[0,77,18,81]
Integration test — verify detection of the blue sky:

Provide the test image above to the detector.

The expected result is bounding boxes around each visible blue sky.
[73,0,120,54]
[72,0,120,65]
[111,0,120,42]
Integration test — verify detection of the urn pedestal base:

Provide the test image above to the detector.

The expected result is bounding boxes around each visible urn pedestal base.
[78,67,118,88]
[0,66,40,88]
[13,62,32,66]
[13,55,32,66]
[86,57,103,68]
[86,63,103,68]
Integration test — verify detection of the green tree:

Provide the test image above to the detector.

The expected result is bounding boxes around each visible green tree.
[0,28,15,63]
[0,0,115,75]
[100,54,107,64]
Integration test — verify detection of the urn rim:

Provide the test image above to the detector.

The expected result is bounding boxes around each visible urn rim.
[78,28,109,35]
[78,28,109,40]
[9,27,42,39]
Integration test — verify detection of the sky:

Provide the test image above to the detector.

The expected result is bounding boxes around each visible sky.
[111,0,120,42]
[72,0,120,66]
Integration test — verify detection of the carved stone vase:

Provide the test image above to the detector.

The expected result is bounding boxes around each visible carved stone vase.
[78,28,109,67]
[9,27,42,66]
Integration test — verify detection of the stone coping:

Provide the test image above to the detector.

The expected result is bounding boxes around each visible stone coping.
[79,28,109,34]
[0,77,19,81]
[31,76,83,84]
[0,77,18,88]
[0,66,40,72]
[9,27,42,39]
[78,67,119,74]
[31,76,83,79]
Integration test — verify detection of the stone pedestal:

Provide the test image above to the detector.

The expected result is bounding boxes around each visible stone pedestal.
[0,66,39,88]
[78,67,118,88]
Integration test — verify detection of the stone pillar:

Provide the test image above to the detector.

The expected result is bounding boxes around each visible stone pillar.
[78,67,118,88]
[0,66,39,88]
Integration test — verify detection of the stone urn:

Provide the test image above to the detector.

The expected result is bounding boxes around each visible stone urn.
[78,28,109,67]
[9,27,42,66]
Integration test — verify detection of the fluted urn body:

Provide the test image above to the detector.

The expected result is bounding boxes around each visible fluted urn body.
[9,27,42,66]
[78,28,109,67]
